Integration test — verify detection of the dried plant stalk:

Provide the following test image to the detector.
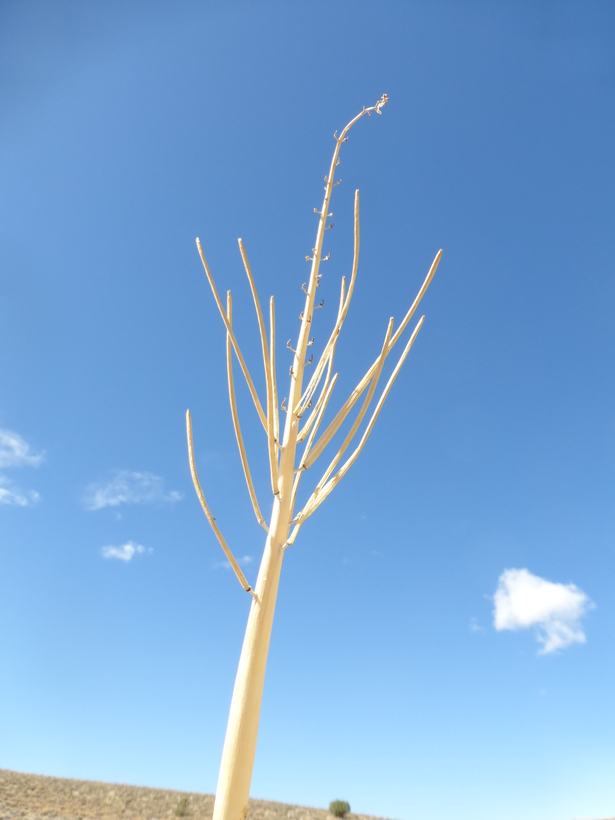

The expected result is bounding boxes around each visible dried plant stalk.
[186,94,441,820]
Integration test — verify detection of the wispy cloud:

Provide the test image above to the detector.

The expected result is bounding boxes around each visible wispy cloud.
[0,428,44,469]
[0,475,40,506]
[0,427,43,506]
[214,555,253,571]
[469,617,484,633]
[101,541,152,561]
[493,568,594,654]
[85,470,182,511]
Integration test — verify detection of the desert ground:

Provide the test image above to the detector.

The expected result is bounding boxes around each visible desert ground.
[0,769,385,820]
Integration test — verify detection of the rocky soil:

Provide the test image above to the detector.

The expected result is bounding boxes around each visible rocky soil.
[0,770,385,820]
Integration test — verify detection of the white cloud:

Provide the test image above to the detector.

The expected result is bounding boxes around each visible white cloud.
[0,428,43,506]
[101,541,152,561]
[469,617,484,633]
[85,471,182,511]
[493,568,593,654]
[0,475,40,506]
[0,428,44,468]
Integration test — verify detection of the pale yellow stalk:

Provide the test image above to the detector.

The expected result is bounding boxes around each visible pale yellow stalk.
[187,95,443,820]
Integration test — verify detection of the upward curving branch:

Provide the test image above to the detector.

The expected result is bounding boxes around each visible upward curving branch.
[298,314,425,525]
[225,292,268,532]
[269,296,280,448]
[186,409,256,597]
[299,248,441,471]
[196,238,268,432]
[238,239,279,496]
[308,317,394,490]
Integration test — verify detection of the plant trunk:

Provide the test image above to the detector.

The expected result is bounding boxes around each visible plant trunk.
[211,501,287,820]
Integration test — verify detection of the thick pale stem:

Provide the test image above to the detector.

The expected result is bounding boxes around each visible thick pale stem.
[212,515,285,820]
[226,293,268,531]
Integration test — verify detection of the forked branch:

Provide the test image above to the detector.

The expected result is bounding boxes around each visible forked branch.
[196,238,268,431]
[307,317,394,487]
[300,249,441,470]
[291,314,425,536]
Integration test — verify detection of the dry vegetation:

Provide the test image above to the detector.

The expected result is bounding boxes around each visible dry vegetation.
[0,770,386,820]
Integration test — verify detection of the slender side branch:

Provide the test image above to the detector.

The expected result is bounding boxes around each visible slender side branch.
[225,293,268,532]
[196,238,268,431]
[288,471,302,528]
[238,239,279,496]
[269,296,280,449]
[307,318,393,487]
[299,315,425,523]
[186,409,256,597]
[297,190,361,415]
[297,354,334,443]
[301,348,381,471]
[301,372,339,468]
[389,249,441,349]
[302,250,441,467]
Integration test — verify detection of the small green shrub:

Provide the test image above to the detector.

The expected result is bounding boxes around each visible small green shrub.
[329,800,350,818]
[174,797,189,817]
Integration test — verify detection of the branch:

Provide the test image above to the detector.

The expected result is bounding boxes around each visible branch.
[238,239,279,496]
[284,518,303,548]
[289,373,338,529]
[196,238,268,431]
[305,318,393,486]
[288,470,302,525]
[389,249,442,349]
[298,316,424,524]
[225,293,268,532]
[186,409,256,598]
[297,189,361,415]
[300,372,339,467]
[269,296,280,449]
[301,249,441,468]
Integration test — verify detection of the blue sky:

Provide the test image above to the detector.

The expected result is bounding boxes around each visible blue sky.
[1,3,615,819]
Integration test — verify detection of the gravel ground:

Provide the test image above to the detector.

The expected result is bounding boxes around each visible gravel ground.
[0,770,386,820]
